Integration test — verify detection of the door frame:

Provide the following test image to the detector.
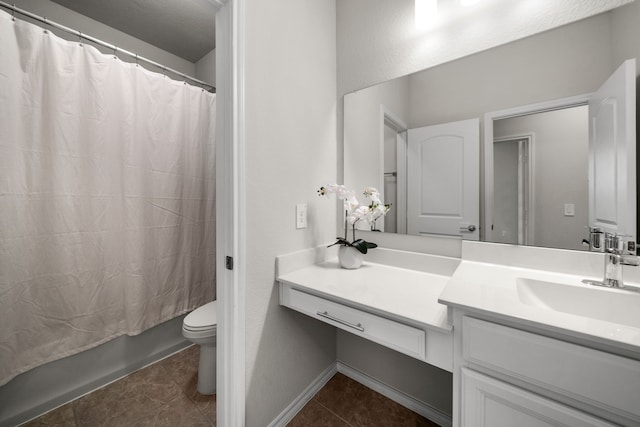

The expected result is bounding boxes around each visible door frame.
[216,0,246,426]
[379,106,408,233]
[492,134,534,245]
[483,93,592,242]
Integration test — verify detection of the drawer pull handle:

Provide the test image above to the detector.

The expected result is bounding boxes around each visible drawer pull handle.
[317,311,365,332]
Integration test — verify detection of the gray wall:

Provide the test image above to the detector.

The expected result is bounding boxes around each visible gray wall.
[494,107,589,251]
[8,0,195,77]
[243,0,338,425]
[406,13,612,129]
[337,331,453,416]
[344,75,410,230]
[195,48,216,87]
[337,0,629,97]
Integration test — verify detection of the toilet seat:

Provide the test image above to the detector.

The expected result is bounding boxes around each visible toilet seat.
[183,300,217,332]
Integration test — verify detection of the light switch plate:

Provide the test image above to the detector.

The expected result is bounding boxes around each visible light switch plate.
[564,203,575,217]
[296,203,307,229]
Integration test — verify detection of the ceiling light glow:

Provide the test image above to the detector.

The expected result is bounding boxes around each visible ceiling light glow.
[415,0,438,30]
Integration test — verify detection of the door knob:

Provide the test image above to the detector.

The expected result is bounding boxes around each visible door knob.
[460,224,476,232]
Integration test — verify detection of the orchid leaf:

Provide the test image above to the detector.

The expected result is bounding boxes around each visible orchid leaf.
[327,237,377,255]
[327,237,352,248]
[351,239,369,254]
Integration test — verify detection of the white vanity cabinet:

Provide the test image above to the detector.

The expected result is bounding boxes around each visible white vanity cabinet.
[276,253,459,373]
[453,313,640,427]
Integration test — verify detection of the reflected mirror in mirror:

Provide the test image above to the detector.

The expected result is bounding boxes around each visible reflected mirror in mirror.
[344,4,638,251]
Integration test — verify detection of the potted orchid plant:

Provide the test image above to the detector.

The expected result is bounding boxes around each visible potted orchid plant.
[318,184,392,269]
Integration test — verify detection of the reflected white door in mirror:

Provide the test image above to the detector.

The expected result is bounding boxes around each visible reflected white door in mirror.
[407,118,479,240]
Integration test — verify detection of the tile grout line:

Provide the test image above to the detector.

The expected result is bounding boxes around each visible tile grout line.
[161,350,215,426]
[312,397,355,427]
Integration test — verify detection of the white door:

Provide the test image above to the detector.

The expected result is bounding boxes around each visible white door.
[589,59,636,240]
[407,119,479,239]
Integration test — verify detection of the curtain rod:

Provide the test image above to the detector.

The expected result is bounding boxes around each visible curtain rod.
[0,1,216,92]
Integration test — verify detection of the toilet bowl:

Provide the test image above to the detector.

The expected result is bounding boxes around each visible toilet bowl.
[182,300,217,395]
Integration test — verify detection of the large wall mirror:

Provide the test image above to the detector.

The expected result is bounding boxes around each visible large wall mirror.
[344,4,638,252]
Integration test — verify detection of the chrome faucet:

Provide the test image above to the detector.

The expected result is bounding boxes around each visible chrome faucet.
[583,232,640,291]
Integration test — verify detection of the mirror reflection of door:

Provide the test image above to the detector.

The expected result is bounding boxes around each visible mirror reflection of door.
[407,118,479,240]
[588,58,637,241]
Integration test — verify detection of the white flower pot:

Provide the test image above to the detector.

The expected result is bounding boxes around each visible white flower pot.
[338,245,364,269]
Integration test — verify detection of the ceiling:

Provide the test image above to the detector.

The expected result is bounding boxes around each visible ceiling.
[51,0,217,63]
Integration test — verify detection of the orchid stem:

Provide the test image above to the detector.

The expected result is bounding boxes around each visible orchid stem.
[344,210,348,240]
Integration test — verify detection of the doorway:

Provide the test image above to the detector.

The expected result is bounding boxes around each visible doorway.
[492,136,533,245]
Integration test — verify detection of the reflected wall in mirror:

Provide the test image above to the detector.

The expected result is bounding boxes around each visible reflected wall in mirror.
[344,4,640,251]
[491,105,589,251]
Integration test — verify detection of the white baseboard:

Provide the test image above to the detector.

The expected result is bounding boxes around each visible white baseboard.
[267,363,337,427]
[268,361,452,427]
[337,362,452,427]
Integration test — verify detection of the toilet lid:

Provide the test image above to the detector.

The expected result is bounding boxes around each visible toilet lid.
[184,301,217,330]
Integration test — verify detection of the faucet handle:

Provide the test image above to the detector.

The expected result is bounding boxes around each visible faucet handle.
[609,233,638,255]
[603,232,620,253]
[585,227,605,252]
[623,240,637,256]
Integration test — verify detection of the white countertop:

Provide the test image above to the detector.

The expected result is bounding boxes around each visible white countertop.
[277,259,453,333]
[439,259,640,353]
[277,242,640,355]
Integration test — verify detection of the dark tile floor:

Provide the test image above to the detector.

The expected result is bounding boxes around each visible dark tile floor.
[287,373,440,427]
[23,345,215,427]
[25,353,436,427]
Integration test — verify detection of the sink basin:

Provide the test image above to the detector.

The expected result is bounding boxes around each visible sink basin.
[516,278,640,328]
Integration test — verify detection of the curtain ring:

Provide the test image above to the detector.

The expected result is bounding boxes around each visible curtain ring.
[163,66,167,78]
[113,46,118,59]
[43,17,48,34]
[135,54,139,67]
[11,4,16,21]
[78,31,83,46]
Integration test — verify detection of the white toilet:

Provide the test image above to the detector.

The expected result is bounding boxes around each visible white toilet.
[182,300,217,395]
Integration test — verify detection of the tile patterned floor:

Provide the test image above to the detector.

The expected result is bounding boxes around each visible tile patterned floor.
[25,353,436,427]
[287,373,440,427]
[23,345,215,427]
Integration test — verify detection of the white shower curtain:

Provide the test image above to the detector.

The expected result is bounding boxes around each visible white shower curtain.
[0,10,216,386]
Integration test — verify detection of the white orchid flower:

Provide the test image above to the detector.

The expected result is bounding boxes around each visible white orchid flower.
[363,187,382,205]
[319,184,360,214]
[344,193,359,212]
[348,205,370,225]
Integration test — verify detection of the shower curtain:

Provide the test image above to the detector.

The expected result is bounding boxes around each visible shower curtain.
[0,10,216,386]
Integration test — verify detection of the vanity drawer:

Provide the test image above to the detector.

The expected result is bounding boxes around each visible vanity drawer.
[281,285,426,360]
[463,317,640,421]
